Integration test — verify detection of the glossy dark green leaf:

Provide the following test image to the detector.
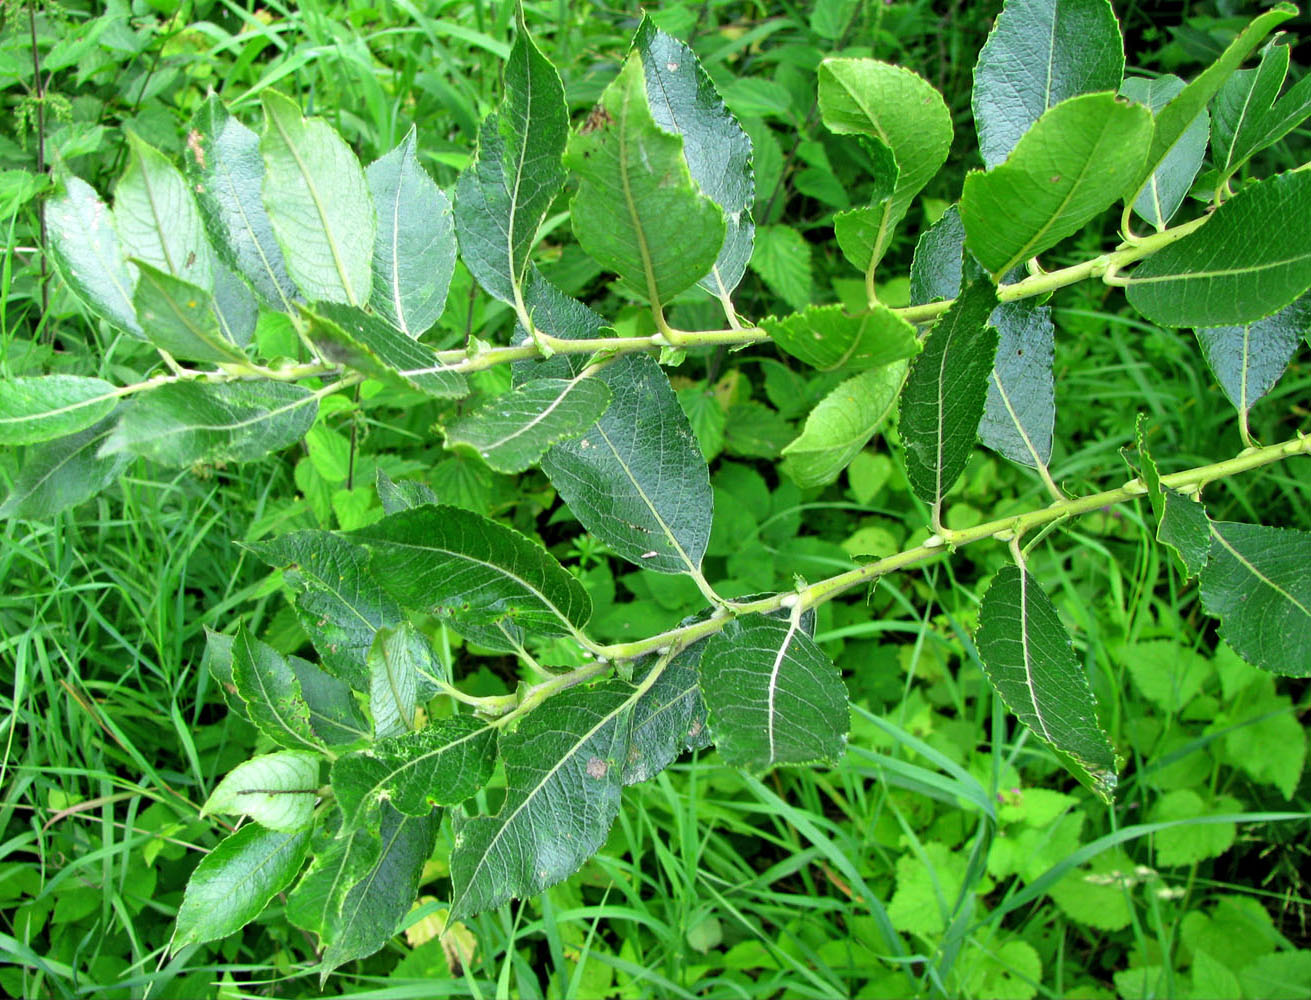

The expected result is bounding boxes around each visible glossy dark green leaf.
[979,301,1055,468]
[304,302,467,398]
[1120,75,1208,230]
[622,644,712,786]
[1196,294,1310,426]
[0,414,129,520]
[366,625,422,739]
[782,362,907,488]
[44,175,142,335]
[375,468,437,514]
[114,133,213,291]
[1157,490,1211,579]
[1213,43,1311,182]
[0,375,118,445]
[231,624,322,752]
[761,304,919,373]
[132,262,247,364]
[201,750,320,832]
[203,627,249,719]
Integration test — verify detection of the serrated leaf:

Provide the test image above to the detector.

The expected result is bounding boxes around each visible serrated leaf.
[565,52,725,308]
[444,373,612,473]
[698,614,849,772]
[910,204,971,305]
[748,224,811,312]
[782,362,907,488]
[761,303,919,373]
[114,133,213,291]
[1120,75,1208,230]
[132,262,247,364]
[1213,43,1311,183]
[286,820,381,937]
[961,93,1151,275]
[173,824,310,951]
[1158,490,1211,578]
[291,655,371,746]
[635,17,754,297]
[972,0,1125,168]
[676,387,726,462]
[900,281,999,510]
[1126,171,1311,328]
[975,565,1118,801]
[260,90,374,306]
[367,625,423,739]
[1196,294,1310,424]
[44,175,142,335]
[0,375,118,445]
[375,468,437,514]
[368,128,456,336]
[1201,520,1311,676]
[231,624,322,752]
[201,750,320,832]
[0,414,129,520]
[979,301,1055,468]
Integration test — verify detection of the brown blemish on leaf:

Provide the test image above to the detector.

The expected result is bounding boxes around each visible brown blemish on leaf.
[585,756,608,779]
[580,105,612,134]
[186,129,206,169]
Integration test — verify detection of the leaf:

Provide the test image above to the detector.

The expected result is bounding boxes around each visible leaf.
[622,645,712,786]
[290,656,371,746]
[444,373,612,473]
[1213,43,1311,182]
[960,93,1152,275]
[44,174,142,335]
[1158,490,1211,578]
[453,16,567,304]
[100,380,317,467]
[376,468,437,514]
[0,414,130,520]
[781,362,907,488]
[1200,520,1311,676]
[635,16,754,297]
[113,133,213,291]
[331,717,497,832]
[448,681,634,919]
[173,824,310,951]
[761,303,919,373]
[131,262,247,364]
[910,204,971,305]
[975,565,1118,801]
[367,128,456,336]
[0,375,118,445]
[676,387,726,462]
[565,52,725,308]
[1149,789,1240,866]
[367,625,422,739]
[303,303,467,399]
[1196,295,1310,422]
[831,139,899,275]
[971,0,1125,168]
[748,224,812,312]
[213,259,259,347]
[1126,171,1311,328]
[186,97,298,310]
[201,750,321,832]
[348,505,592,638]
[899,281,1000,511]
[286,820,380,937]
[979,301,1055,468]
[1120,75,1208,230]
[231,624,322,752]
[698,613,849,772]
[260,90,374,306]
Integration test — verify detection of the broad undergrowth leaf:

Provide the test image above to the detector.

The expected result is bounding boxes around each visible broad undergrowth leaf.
[0,414,129,520]
[366,625,422,739]
[976,565,1118,801]
[972,0,1125,168]
[1127,170,1311,327]
[202,750,321,832]
[1120,75,1208,230]
[261,91,374,306]
[367,128,456,336]
[1195,294,1310,427]
[0,375,118,445]
[1201,521,1311,676]
[761,304,919,373]
[231,624,322,752]
[699,614,849,772]
[1158,490,1211,578]
[132,262,247,364]
[748,224,812,311]
[44,174,142,335]
[173,824,310,951]
[304,303,467,398]
[376,468,437,514]
[979,301,1056,468]
[114,133,214,291]
[961,93,1152,275]
[1213,41,1311,184]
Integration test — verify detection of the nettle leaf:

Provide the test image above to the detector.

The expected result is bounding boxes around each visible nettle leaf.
[454,16,567,304]
[1120,75,1208,230]
[201,750,321,832]
[187,97,298,311]
[114,133,214,291]
[368,128,456,336]
[348,505,592,638]
[304,302,467,398]
[635,16,754,297]
[444,373,612,474]
[565,51,725,309]
[0,414,130,520]
[230,624,322,752]
[699,614,849,772]
[961,93,1152,275]
[1127,171,1311,328]
[1158,490,1211,578]
[1201,521,1311,677]
[972,0,1125,168]
[761,304,919,373]
[132,262,247,365]
[376,468,437,514]
[332,716,497,832]
[748,224,812,312]
[975,565,1118,801]
[979,301,1056,469]
[367,625,423,739]
[782,361,907,488]
[1196,294,1310,426]
[260,90,374,306]
[900,281,1000,512]
[910,204,972,305]
[0,375,118,445]
[100,380,317,466]
[44,175,142,335]
[173,824,310,951]
[1213,42,1311,183]
[448,680,634,920]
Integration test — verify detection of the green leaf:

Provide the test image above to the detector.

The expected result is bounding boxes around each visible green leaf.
[331,717,496,832]
[367,128,456,336]
[367,625,422,739]
[0,414,129,520]
[44,175,142,335]
[1158,490,1211,578]
[1126,171,1311,328]
[975,565,1118,801]
[910,204,972,305]
[0,375,118,445]
[201,750,320,832]
[376,468,437,514]
[1213,43,1311,182]
[287,820,380,937]
[831,139,899,275]
[565,52,725,308]
[132,262,247,364]
[622,644,712,785]
[677,387,726,462]
[971,0,1125,168]
[348,505,591,638]
[748,224,812,312]
[291,655,371,747]
[213,259,259,347]
[260,90,374,306]
[978,301,1055,468]
[448,681,634,919]
[698,613,849,772]
[114,133,213,291]
[761,303,919,373]
[173,824,310,951]
[444,373,612,474]
[231,624,322,752]
[187,96,298,310]
[960,93,1152,275]
[1196,295,1310,422]
[1120,75,1208,230]
[454,17,567,304]
[899,281,1000,511]
[100,380,317,467]
[781,362,907,488]
[1201,520,1311,676]
[635,16,754,297]
[1149,789,1240,866]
